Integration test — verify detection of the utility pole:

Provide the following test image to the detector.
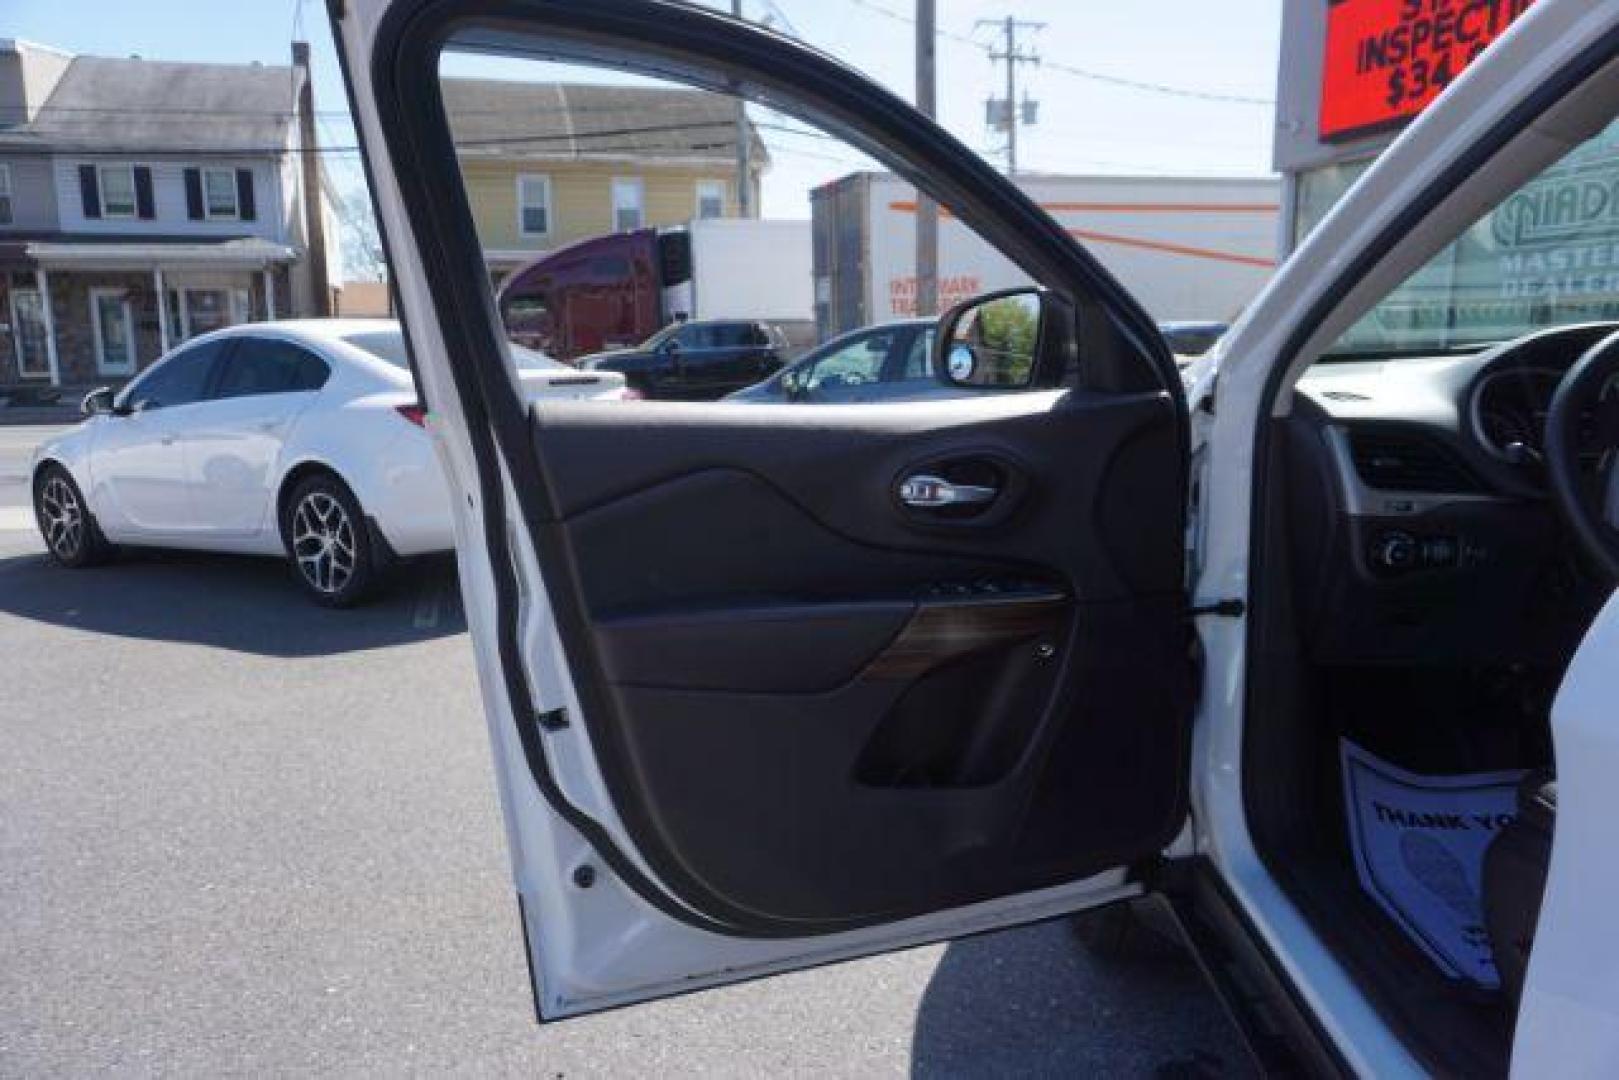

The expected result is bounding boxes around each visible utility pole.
[733,0,753,218]
[978,16,1043,176]
[292,41,332,316]
[914,0,938,317]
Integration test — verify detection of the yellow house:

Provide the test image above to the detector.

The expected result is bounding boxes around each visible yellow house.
[442,79,767,281]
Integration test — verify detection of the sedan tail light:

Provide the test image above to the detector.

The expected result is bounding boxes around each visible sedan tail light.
[620,386,646,401]
[395,403,428,427]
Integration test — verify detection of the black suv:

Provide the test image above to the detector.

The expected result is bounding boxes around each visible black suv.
[579,320,788,400]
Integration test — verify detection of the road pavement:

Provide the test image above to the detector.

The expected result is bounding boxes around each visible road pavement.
[0,424,1251,1077]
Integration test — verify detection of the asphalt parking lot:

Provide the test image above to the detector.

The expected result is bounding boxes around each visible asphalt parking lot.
[0,423,1251,1077]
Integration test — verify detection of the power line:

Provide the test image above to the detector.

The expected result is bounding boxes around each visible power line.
[844,0,1273,106]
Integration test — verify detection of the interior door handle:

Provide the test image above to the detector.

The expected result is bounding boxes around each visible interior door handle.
[898,474,998,509]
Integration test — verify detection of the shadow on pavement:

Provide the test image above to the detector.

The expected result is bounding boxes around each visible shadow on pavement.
[0,547,465,657]
[910,916,1251,1078]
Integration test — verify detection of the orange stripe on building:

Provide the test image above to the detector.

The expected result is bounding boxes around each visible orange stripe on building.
[888,200,1279,215]
[1064,228,1275,269]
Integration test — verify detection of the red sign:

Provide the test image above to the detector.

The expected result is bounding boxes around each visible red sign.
[1320,0,1536,142]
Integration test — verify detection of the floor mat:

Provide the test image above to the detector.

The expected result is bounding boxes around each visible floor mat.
[1340,739,1525,988]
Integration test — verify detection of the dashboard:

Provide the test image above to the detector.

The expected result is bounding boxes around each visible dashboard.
[1281,322,1616,666]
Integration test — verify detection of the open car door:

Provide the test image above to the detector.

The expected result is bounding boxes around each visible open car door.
[332,0,1194,1019]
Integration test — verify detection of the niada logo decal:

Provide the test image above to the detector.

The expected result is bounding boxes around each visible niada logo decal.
[1492,151,1619,248]
[1489,140,1619,301]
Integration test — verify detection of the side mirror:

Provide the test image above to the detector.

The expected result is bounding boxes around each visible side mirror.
[934,287,1064,390]
[80,386,117,417]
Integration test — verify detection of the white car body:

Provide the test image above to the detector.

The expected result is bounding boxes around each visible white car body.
[31,319,624,564]
[334,1,1619,1074]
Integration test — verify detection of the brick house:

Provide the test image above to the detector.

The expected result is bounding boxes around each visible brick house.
[0,39,340,395]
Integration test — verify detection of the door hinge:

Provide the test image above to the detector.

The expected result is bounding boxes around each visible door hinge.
[1188,598,1246,619]
[536,707,570,731]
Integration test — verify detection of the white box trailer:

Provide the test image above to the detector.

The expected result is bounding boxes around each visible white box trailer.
[666,217,812,320]
[810,172,1281,338]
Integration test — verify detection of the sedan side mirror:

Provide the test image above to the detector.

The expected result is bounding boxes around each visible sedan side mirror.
[934,287,1070,390]
[80,386,117,417]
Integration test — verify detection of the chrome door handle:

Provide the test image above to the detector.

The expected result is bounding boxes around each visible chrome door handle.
[159,434,176,446]
[898,474,998,508]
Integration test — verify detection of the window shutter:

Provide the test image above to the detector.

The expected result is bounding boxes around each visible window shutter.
[236,169,256,221]
[134,166,155,219]
[184,168,204,220]
[79,165,101,218]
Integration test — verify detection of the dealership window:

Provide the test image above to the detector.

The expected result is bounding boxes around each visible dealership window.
[1293,158,1374,249]
[99,164,137,218]
[0,164,12,224]
[1325,117,1619,357]
[517,174,551,237]
[612,177,644,232]
[696,179,725,220]
[203,168,239,219]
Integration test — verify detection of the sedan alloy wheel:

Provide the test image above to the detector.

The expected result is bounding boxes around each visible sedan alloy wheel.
[39,475,84,562]
[290,489,358,596]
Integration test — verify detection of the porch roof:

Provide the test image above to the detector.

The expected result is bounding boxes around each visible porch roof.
[20,237,297,272]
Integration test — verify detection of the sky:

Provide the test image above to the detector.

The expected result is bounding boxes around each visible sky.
[7,0,1283,269]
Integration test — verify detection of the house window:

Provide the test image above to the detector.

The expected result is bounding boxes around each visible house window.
[696,179,726,220]
[612,177,644,232]
[99,165,137,218]
[167,287,250,342]
[203,168,239,219]
[517,174,551,237]
[0,164,13,224]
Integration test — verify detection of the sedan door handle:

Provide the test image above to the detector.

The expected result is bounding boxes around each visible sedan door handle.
[898,474,998,509]
[159,434,177,446]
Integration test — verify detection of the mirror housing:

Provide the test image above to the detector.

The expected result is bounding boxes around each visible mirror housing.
[80,386,117,417]
[933,287,1072,390]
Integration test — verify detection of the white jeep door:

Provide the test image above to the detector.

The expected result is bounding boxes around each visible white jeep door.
[332,0,1195,1020]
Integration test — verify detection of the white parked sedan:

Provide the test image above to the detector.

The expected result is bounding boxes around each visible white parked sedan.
[30,319,624,605]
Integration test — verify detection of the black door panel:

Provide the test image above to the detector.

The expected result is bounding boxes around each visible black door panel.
[526,389,1190,931]
[357,0,1193,949]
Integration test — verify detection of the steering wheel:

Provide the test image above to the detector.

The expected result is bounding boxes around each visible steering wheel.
[1545,328,1619,582]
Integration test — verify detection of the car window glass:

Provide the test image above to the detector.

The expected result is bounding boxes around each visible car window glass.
[901,329,936,381]
[214,337,330,399]
[448,42,1051,404]
[127,340,225,409]
[1322,116,1619,359]
[803,333,891,391]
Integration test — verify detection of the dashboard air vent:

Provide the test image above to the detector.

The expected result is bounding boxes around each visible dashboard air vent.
[1347,429,1483,494]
